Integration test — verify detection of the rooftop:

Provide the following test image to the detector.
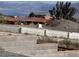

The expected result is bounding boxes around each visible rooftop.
[4,16,50,23]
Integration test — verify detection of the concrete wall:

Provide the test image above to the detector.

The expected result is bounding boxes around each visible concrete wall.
[21,27,44,36]
[21,27,68,37]
[69,32,79,39]
[0,24,20,33]
[0,24,79,40]
[46,29,68,38]
[21,27,79,39]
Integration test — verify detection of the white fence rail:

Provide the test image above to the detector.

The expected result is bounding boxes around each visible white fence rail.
[0,24,79,39]
[21,27,79,39]
[0,24,20,33]
[69,32,79,39]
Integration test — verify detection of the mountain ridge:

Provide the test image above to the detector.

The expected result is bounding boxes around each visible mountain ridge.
[0,1,78,17]
[0,1,53,16]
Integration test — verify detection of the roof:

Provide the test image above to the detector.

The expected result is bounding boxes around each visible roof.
[4,16,50,23]
[4,16,17,22]
[17,17,49,23]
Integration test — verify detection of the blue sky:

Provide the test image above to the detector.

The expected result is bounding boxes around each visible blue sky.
[2,1,78,4]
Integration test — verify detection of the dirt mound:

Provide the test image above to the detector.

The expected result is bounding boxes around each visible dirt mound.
[46,19,79,32]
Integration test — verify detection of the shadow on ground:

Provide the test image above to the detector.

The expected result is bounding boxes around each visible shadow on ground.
[0,47,29,57]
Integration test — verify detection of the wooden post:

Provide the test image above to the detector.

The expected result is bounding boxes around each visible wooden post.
[44,30,46,36]
[67,32,69,39]
[19,27,21,33]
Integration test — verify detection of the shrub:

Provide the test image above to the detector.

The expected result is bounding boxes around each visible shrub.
[58,39,72,48]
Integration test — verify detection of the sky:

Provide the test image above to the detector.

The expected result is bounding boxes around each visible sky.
[2,1,78,4]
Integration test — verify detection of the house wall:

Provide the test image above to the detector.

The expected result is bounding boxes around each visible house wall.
[44,16,53,20]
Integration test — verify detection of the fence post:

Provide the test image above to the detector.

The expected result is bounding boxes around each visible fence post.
[44,30,46,36]
[67,32,69,39]
[19,27,21,33]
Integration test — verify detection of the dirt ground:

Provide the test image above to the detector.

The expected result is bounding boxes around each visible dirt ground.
[0,31,79,57]
[0,31,58,57]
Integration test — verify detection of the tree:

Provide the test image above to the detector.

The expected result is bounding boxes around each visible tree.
[0,13,5,23]
[28,12,44,18]
[49,2,76,21]
[29,12,35,17]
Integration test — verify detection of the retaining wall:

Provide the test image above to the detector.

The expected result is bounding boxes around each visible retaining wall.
[0,24,20,33]
[69,32,79,39]
[0,24,79,40]
[21,27,67,38]
[21,27,79,39]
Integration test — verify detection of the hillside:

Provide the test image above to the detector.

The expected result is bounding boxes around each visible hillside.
[46,19,79,32]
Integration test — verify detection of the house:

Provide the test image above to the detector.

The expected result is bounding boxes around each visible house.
[18,17,50,23]
[44,16,53,20]
[4,16,17,24]
[4,16,52,25]
[29,11,53,20]
[4,11,53,25]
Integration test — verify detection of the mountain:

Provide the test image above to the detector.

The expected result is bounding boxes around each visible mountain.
[72,2,79,21]
[0,1,79,20]
[0,1,54,16]
[73,2,79,13]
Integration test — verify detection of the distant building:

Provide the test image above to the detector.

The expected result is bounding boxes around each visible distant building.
[44,16,53,20]
[4,11,53,25]
[18,17,49,23]
[29,11,53,21]
[4,16,53,25]
[4,16,17,24]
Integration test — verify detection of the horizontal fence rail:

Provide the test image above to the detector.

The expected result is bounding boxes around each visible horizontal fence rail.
[0,24,79,39]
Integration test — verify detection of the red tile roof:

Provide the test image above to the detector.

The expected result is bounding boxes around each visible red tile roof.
[4,16,50,23]
[4,16,17,22]
[17,17,49,23]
